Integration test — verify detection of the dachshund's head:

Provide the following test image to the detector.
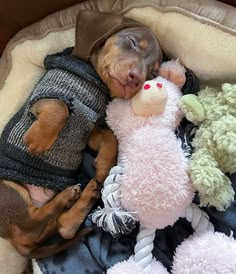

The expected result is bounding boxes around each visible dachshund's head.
[94,27,162,99]
[73,11,163,99]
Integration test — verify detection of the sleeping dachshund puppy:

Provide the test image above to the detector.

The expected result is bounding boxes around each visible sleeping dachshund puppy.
[0,11,185,258]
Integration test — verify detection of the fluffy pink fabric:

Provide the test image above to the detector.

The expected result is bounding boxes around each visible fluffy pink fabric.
[119,126,193,228]
[172,231,236,274]
[106,76,194,229]
[107,256,169,274]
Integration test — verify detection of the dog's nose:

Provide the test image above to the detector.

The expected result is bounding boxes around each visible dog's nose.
[127,69,142,88]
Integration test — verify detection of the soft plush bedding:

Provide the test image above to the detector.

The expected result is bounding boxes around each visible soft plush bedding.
[0,0,235,273]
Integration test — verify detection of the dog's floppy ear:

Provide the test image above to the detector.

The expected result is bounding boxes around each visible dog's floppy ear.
[72,10,143,61]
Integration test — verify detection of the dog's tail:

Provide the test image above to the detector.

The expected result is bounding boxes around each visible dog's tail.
[28,228,93,259]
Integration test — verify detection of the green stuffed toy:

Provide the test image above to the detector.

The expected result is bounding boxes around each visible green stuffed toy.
[179,83,236,210]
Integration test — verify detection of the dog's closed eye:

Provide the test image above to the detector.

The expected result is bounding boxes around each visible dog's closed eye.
[128,36,137,48]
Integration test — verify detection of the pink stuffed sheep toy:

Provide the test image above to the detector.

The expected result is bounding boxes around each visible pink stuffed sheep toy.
[103,66,194,230]
[93,61,236,273]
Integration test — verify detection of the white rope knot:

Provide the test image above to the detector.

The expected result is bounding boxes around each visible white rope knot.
[92,165,138,237]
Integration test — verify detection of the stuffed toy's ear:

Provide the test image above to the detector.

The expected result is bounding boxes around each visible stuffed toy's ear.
[72,10,142,61]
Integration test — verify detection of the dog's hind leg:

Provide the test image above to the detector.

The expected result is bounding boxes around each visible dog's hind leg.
[57,127,118,239]
[0,181,80,257]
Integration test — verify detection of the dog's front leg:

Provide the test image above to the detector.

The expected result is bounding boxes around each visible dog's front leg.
[89,127,118,183]
[23,99,69,154]
[57,127,118,239]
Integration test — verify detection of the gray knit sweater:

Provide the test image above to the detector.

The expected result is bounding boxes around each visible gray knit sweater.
[0,49,109,191]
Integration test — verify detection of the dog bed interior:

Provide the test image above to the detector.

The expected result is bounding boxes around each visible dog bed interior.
[0,0,235,273]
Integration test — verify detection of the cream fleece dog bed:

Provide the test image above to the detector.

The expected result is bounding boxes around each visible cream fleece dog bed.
[0,0,235,273]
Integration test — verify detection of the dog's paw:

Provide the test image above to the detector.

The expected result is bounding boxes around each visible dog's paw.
[61,185,81,208]
[58,226,77,239]
[23,122,57,154]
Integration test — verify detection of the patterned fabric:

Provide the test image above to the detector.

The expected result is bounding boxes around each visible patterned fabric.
[0,49,109,191]
[175,118,197,158]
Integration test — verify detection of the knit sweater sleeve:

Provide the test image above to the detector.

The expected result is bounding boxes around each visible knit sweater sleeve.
[28,69,78,111]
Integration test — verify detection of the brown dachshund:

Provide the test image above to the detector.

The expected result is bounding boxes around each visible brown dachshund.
[0,11,181,258]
